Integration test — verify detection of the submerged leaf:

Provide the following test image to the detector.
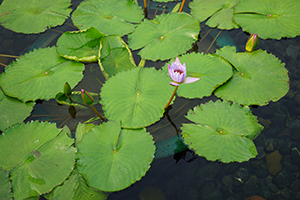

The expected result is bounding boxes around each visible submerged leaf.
[181,100,263,163]
[77,121,155,192]
[214,46,289,106]
[0,0,71,34]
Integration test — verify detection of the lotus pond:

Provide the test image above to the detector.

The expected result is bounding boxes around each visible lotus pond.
[0,0,300,199]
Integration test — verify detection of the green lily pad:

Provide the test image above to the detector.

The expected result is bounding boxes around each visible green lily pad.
[128,12,200,61]
[0,89,35,131]
[163,52,233,99]
[0,168,12,200]
[181,100,263,163]
[100,67,174,128]
[214,46,289,106]
[44,169,108,200]
[75,122,95,147]
[72,0,143,36]
[56,27,106,62]
[0,121,76,200]
[0,0,71,34]
[190,0,240,29]
[233,0,300,39]
[99,35,136,78]
[77,121,155,192]
[0,47,85,102]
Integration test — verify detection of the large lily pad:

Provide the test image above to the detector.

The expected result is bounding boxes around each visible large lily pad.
[72,0,143,36]
[0,121,76,200]
[128,12,200,61]
[77,121,155,192]
[44,169,108,200]
[56,27,106,62]
[214,46,289,106]
[0,89,35,131]
[181,100,263,163]
[100,67,174,128]
[233,0,300,39]
[99,35,136,78]
[0,47,85,102]
[190,0,240,29]
[163,53,233,99]
[0,0,71,34]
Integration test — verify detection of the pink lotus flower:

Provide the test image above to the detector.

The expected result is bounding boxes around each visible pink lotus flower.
[168,57,200,86]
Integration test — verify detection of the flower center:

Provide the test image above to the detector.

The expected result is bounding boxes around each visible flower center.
[174,69,183,74]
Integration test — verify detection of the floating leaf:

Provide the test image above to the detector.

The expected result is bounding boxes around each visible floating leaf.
[77,121,155,192]
[233,0,300,39]
[0,89,35,131]
[44,169,108,200]
[0,168,12,200]
[0,47,85,102]
[75,122,95,146]
[0,0,71,34]
[0,121,76,200]
[128,12,200,61]
[99,35,136,78]
[72,0,143,36]
[56,27,106,62]
[214,46,289,106]
[181,100,263,163]
[162,52,233,99]
[190,0,240,29]
[100,67,174,128]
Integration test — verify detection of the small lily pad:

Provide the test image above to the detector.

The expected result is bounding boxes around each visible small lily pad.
[0,0,72,34]
[163,52,233,99]
[233,0,300,39]
[44,169,108,200]
[213,46,289,106]
[0,47,85,102]
[190,0,240,29]
[99,35,136,78]
[100,67,174,128]
[77,121,155,192]
[128,12,200,61]
[72,0,143,36]
[181,100,263,163]
[0,121,76,200]
[0,89,35,131]
[56,27,106,62]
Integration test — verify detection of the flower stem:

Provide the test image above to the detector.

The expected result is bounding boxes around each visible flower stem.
[165,86,178,109]
[89,104,105,121]
[143,0,148,18]
[179,0,185,12]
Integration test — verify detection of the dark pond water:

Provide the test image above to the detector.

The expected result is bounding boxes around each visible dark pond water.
[1,0,300,200]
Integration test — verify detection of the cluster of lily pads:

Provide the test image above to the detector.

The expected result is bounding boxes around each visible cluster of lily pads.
[0,0,296,199]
